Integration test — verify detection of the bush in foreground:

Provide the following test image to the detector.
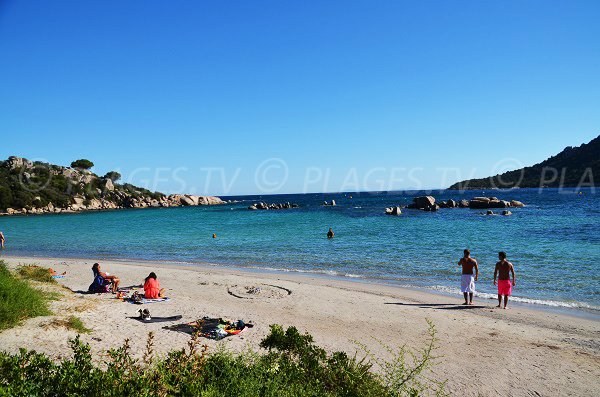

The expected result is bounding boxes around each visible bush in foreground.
[0,261,52,331]
[0,322,445,396]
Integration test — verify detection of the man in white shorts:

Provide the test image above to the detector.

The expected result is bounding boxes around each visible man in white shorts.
[458,249,479,305]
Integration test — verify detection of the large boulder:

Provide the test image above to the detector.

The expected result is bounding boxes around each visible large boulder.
[510,200,525,207]
[469,198,492,209]
[4,156,33,170]
[487,200,510,208]
[458,199,469,208]
[198,196,226,205]
[180,196,195,206]
[446,199,457,208]
[413,196,436,209]
[102,178,115,192]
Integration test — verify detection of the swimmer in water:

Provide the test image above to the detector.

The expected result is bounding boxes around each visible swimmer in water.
[327,228,334,239]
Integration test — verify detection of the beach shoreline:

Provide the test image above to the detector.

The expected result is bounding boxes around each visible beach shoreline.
[0,254,599,396]
[2,252,598,320]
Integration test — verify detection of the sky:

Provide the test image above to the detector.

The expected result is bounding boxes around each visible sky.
[1,0,599,195]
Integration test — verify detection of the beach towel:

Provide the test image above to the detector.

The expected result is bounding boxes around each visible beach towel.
[51,275,65,279]
[127,297,171,304]
[461,274,475,293]
[164,317,253,340]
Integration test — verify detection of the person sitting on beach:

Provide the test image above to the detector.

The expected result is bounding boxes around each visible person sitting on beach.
[458,249,478,305]
[90,263,120,293]
[144,272,166,299]
[0,231,5,250]
[327,228,334,239]
[493,252,516,309]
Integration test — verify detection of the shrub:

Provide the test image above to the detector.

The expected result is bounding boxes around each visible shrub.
[70,159,94,170]
[0,261,52,330]
[0,323,445,396]
[103,171,121,182]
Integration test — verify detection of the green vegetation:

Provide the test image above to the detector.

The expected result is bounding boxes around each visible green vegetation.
[0,323,445,396]
[103,171,122,182]
[16,265,56,283]
[70,159,94,170]
[0,261,52,331]
[0,161,73,210]
[449,135,600,189]
[0,157,165,211]
[50,316,91,334]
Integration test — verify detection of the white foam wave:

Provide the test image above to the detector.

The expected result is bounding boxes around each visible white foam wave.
[427,285,600,311]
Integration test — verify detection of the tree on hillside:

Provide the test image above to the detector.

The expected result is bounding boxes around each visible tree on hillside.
[103,171,121,182]
[70,159,94,170]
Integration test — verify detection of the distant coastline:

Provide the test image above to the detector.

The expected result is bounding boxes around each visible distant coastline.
[0,156,226,216]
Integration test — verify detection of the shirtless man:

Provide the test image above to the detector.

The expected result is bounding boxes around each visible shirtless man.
[0,231,5,250]
[493,251,516,309]
[458,249,478,305]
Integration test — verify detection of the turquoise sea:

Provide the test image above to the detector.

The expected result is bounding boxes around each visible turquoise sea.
[1,188,599,311]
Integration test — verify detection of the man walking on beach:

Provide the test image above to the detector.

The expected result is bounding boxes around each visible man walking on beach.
[0,231,5,250]
[458,249,478,305]
[494,251,516,309]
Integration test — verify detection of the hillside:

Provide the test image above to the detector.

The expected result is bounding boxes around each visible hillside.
[0,157,224,215]
[448,135,600,190]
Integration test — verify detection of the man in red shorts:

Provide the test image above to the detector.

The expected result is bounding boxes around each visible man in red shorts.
[493,251,516,309]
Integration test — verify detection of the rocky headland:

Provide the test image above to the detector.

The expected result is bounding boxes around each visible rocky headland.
[0,156,225,216]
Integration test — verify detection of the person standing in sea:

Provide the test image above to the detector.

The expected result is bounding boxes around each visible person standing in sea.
[458,249,478,305]
[0,230,5,250]
[494,251,516,309]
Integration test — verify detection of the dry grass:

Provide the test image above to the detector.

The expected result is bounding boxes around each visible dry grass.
[48,316,92,334]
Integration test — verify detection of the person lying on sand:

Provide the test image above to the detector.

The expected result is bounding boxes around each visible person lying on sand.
[458,249,478,305]
[48,268,67,276]
[493,251,516,309]
[91,262,120,293]
[144,272,166,299]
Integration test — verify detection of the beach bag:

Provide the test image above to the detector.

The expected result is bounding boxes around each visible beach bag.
[88,274,110,293]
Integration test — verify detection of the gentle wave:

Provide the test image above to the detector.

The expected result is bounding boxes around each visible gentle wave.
[427,285,600,311]
[245,265,365,280]
[236,263,600,311]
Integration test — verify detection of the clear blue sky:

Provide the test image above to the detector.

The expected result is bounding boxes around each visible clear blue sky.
[1,1,599,195]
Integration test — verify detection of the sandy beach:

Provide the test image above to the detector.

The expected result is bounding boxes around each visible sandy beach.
[0,255,598,396]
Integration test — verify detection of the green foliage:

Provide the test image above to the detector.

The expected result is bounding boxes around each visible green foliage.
[0,158,165,211]
[103,171,121,182]
[70,159,94,170]
[0,323,445,396]
[0,261,52,330]
[16,264,56,283]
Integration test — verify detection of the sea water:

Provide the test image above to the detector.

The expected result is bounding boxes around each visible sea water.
[1,188,598,311]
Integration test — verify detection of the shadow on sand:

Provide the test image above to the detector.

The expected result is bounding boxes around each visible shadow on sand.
[384,302,487,310]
